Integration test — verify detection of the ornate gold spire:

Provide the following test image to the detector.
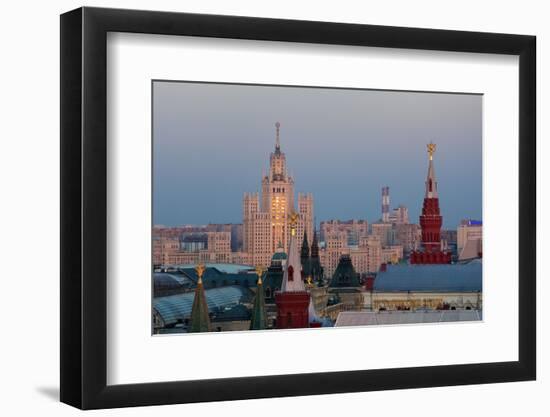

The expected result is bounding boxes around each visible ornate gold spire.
[195,263,205,285]
[427,142,436,161]
[255,265,264,285]
[289,212,299,236]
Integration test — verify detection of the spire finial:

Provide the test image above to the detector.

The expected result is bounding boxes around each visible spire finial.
[275,121,281,150]
[255,265,264,285]
[427,142,436,160]
[195,263,205,285]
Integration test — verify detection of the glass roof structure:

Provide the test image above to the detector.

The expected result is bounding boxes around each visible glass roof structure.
[153,285,253,326]
[169,263,254,274]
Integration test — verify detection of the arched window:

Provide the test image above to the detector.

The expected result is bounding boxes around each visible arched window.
[265,287,272,298]
[288,265,294,281]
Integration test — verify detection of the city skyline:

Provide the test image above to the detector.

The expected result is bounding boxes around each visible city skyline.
[153,81,482,229]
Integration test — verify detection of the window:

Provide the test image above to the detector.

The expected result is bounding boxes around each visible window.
[288,265,294,281]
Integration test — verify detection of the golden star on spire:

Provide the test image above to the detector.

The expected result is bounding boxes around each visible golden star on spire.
[427,142,436,160]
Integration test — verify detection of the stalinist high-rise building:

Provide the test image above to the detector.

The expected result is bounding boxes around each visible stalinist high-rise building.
[243,122,314,267]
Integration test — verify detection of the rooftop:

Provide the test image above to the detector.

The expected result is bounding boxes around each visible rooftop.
[373,259,482,293]
[335,310,482,327]
[169,263,254,274]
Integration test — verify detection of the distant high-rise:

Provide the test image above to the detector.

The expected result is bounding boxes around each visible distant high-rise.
[457,219,483,260]
[243,123,314,267]
[381,186,390,223]
[389,205,409,225]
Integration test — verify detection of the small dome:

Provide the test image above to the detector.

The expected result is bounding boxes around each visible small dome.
[272,252,288,260]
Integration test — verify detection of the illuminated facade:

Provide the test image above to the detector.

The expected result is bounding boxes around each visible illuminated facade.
[243,123,314,267]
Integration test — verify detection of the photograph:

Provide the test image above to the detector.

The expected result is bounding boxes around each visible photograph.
[151,81,483,334]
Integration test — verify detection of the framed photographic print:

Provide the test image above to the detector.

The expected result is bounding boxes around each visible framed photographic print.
[60,6,536,410]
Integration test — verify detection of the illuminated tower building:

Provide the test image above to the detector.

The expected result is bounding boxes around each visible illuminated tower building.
[243,123,314,267]
[274,213,310,329]
[410,143,452,264]
[188,264,211,332]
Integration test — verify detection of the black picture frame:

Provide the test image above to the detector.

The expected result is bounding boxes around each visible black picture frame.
[60,6,536,410]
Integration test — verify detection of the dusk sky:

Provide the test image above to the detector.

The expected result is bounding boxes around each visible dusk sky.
[153,81,482,229]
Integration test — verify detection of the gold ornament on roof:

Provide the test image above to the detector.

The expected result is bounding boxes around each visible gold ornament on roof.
[427,142,436,160]
[255,265,264,285]
[195,263,206,284]
[289,212,299,236]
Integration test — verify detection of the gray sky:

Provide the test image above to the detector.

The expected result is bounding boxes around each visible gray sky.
[153,81,482,229]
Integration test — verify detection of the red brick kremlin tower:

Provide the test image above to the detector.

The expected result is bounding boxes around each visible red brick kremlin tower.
[410,142,452,264]
[275,212,310,329]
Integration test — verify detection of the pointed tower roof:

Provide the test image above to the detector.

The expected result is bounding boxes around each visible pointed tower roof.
[329,254,361,288]
[301,231,310,259]
[281,214,306,293]
[189,264,211,333]
[311,230,319,258]
[250,266,267,330]
[425,142,438,198]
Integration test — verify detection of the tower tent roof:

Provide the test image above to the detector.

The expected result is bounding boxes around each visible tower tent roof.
[281,233,306,293]
[189,279,211,332]
[311,230,320,258]
[329,254,361,288]
[250,275,267,330]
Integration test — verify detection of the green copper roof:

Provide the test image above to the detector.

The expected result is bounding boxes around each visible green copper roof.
[189,282,211,333]
[272,252,288,260]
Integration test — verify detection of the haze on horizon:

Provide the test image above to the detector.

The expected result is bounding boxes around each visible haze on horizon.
[153,81,482,230]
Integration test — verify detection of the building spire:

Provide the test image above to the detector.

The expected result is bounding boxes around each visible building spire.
[301,230,310,259]
[275,121,281,152]
[301,230,310,278]
[425,142,438,198]
[281,213,305,292]
[189,263,211,333]
[311,229,319,258]
[250,266,267,330]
